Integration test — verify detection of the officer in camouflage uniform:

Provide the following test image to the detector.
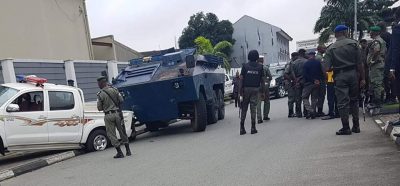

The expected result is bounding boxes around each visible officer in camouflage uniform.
[367,26,387,111]
[257,56,272,123]
[240,50,266,135]
[284,52,299,117]
[291,49,308,118]
[324,25,366,135]
[97,76,131,158]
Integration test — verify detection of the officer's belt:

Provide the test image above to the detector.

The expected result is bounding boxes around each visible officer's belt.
[105,110,120,115]
[333,65,356,74]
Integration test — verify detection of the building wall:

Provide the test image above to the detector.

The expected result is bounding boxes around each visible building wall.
[0,0,92,60]
[13,60,67,85]
[232,16,290,66]
[114,42,142,62]
[74,62,108,102]
[92,36,142,62]
[92,36,116,61]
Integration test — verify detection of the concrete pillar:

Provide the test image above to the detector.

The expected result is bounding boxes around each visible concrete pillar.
[1,58,16,83]
[107,60,118,83]
[64,60,77,87]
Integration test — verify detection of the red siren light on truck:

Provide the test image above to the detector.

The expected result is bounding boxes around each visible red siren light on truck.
[17,75,48,86]
[25,76,48,84]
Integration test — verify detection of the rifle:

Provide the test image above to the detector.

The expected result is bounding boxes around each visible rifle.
[238,96,242,119]
[361,90,366,122]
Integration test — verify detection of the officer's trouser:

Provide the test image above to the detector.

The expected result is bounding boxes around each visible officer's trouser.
[302,83,320,114]
[104,112,129,147]
[294,84,303,115]
[369,62,385,106]
[334,70,359,129]
[287,85,295,114]
[327,82,338,116]
[241,87,259,127]
[257,88,270,120]
[317,81,326,112]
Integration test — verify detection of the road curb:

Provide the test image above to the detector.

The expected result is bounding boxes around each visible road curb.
[372,117,400,147]
[0,150,84,182]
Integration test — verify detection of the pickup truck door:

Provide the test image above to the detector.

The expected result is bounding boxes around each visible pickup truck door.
[47,90,83,143]
[4,91,48,146]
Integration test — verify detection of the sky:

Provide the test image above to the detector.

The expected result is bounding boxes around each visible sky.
[85,0,328,53]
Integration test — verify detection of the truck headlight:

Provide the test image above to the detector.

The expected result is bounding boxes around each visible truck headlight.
[270,79,276,87]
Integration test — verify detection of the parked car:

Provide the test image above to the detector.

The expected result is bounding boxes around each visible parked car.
[224,74,233,97]
[268,64,287,98]
[0,76,134,155]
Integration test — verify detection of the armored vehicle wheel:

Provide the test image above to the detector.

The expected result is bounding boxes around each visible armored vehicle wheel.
[146,123,160,132]
[217,89,225,120]
[191,92,207,132]
[207,91,218,125]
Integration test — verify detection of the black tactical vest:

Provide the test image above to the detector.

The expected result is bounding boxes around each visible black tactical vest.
[242,62,263,87]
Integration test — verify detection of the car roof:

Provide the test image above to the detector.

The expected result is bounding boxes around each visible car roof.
[2,83,79,92]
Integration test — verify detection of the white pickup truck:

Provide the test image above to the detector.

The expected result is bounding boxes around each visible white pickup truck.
[0,81,134,155]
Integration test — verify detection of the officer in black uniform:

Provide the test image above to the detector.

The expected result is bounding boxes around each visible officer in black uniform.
[239,50,266,135]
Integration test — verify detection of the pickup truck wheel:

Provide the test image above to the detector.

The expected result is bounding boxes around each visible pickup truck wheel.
[207,91,218,125]
[217,89,225,120]
[86,129,109,152]
[191,92,207,132]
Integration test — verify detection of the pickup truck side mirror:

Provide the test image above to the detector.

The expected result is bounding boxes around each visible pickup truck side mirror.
[7,104,20,112]
[185,55,196,68]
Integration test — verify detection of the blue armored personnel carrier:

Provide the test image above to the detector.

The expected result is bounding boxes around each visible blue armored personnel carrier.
[113,49,226,132]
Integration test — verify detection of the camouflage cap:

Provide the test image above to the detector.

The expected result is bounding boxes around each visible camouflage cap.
[97,76,107,82]
[369,26,381,32]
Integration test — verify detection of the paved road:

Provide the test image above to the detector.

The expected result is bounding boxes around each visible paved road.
[2,98,400,186]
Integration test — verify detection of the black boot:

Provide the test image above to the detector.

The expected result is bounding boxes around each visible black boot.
[336,109,352,135]
[258,120,263,124]
[310,112,316,119]
[125,144,132,156]
[114,147,124,159]
[240,122,246,135]
[352,120,360,133]
[251,122,258,134]
[336,128,352,135]
[263,116,270,121]
[288,110,294,118]
[317,108,325,117]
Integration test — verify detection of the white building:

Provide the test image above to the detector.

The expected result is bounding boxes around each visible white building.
[232,15,292,66]
[0,0,93,60]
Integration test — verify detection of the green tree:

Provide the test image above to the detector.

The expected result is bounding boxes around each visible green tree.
[178,12,235,53]
[194,36,232,71]
[314,0,398,42]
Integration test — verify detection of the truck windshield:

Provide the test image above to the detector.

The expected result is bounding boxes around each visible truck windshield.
[0,86,19,107]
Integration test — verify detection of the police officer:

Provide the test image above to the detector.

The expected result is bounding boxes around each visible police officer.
[240,50,266,135]
[291,49,308,118]
[97,76,132,158]
[302,52,324,119]
[367,26,387,112]
[284,52,299,117]
[257,56,272,123]
[324,25,366,135]
[316,45,327,117]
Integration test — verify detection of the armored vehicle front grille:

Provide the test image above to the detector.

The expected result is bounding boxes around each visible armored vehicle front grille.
[126,65,159,78]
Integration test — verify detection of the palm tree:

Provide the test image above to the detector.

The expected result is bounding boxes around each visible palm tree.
[314,0,397,43]
[194,36,233,71]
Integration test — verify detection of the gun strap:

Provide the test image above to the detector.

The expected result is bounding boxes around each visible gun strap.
[101,88,121,112]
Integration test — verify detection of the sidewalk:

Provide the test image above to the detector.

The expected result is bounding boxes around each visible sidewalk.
[373,113,400,147]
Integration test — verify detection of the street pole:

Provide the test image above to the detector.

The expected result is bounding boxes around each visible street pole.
[354,0,358,40]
